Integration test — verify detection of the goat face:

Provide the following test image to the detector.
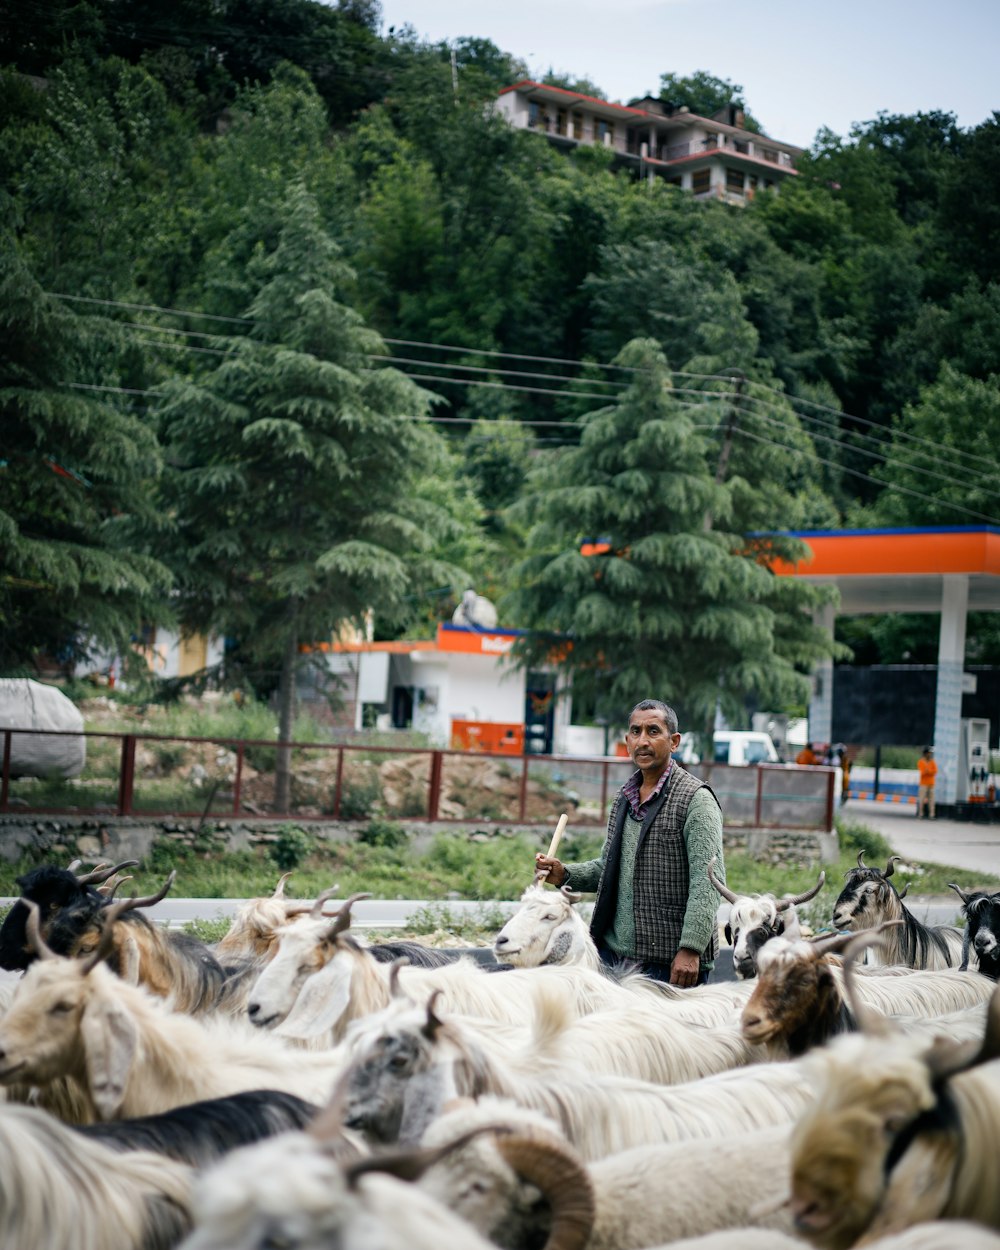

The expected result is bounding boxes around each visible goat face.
[0,867,97,971]
[246,920,344,1028]
[832,869,899,931]
[740,937,821,1045]
[0,958,92,1086]
[493,885,579,967]
[726,897,782,979]
[789,1035,936,1250]
[965,893,1000,960]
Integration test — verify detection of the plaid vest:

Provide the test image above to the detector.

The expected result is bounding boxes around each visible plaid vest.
[590,764,719,966]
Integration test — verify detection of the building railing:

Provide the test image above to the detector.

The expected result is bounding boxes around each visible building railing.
[1,729,835,831]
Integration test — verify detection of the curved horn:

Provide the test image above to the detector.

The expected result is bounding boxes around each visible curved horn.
[66,858,83,873]
[775,870,826,912]
[809,929,863,958]
[388,958,411,1000]
[76,859,140,886]
[272,872,293,899]
[112,870,177,914]
[949,882,971,906]
[422,988,446,1039]
[496,1133,595,1250]
[306,1066,364,1161]
[22,899,58,962]
[898,881,909,900]
[841,922,905,1035]
[707,856,738,904]
[79,896,140,975]
[104,874,134,901]
[884,855,901,879]
[310,885,342,919]
[324,892,371,937]
[559,884,583,904]
[857,851,867,869]
[533,868,550,887]
[926,981,1000,1081]
[344,1125,506,1188]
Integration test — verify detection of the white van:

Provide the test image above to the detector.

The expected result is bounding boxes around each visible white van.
[677,731,779,767]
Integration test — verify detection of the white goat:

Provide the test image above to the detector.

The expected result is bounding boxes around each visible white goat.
[0,901,346,1120]
[650,1225,1000,1250]
[178,1127,504,1250]
[247,895,746,1047]
[340,991,816,1161]
[418,1096,797,1250]
[709,858,826,979]
[0,1101,192,1250]
[493,876,600,970]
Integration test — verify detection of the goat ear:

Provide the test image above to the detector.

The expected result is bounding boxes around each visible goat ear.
[724,922,733,946]
[926,981,1000,1080]
[276,958,352,1042]
[80,996,138,1119]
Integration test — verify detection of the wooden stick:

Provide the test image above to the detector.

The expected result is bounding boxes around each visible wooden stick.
[546,813,568,861]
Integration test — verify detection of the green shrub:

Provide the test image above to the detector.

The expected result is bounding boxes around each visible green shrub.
[340,772,383,819]
[145,838,193,874]
[268,824,315,871]
[358,819,408,849]
[837,818,894,864]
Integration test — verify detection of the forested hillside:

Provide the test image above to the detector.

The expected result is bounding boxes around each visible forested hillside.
[2,0,998,727]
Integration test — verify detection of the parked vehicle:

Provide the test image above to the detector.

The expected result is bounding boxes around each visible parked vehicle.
[676,731,779,767]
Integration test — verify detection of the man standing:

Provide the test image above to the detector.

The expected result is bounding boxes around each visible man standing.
[534,699,724,986]
[917,746,937,819]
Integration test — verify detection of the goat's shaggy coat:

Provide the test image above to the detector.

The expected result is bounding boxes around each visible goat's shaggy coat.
[0,1102,192,1250]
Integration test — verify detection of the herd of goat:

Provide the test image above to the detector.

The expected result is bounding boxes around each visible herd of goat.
[0,853,998,1249]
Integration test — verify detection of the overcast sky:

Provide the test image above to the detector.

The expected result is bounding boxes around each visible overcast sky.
[378,0,999,149]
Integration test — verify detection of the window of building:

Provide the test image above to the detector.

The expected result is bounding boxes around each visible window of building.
[692,167,711,193]
[594,119,614,145]
[528,101,540,128]
[726,167,745,193]
[556,109,567,136]
[572,111,583,139]
[665,176,683,187]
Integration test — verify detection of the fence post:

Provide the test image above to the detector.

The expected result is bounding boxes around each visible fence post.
[333,748,344,819]
[233,743,245,816]
[754,766,763,827]
[826,768,835,831]
[427,751,443,821]
[0,730,10,812]
[518,755,529,823]
[117,735,136,817]
[599,758,609,825]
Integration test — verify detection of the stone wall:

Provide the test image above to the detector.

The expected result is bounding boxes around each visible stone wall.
[0,815,837,871]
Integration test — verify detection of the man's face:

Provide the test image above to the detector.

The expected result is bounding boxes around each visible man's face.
[626,709,681,774]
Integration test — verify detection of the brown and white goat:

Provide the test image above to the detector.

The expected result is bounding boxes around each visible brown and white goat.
[788,945,1000,1248]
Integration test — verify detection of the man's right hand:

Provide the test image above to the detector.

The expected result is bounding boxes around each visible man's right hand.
[534,854,567,886]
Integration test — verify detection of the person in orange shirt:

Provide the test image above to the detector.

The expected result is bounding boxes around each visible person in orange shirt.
[917,746,938,819]
[796,744,818,766]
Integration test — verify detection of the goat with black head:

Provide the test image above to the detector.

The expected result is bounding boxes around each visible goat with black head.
[950,884,1000,980]
[708,858,826,980]
[832,853,967,970]
[0,859,138,972]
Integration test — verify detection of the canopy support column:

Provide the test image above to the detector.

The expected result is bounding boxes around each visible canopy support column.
[808,602,835,749]
[932,574,969,806]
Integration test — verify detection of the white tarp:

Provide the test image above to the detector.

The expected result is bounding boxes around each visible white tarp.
[0,679,86,778]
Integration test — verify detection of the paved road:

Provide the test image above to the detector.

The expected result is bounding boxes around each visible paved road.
[843,800,1000,877]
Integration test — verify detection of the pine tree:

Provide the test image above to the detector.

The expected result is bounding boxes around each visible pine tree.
[156,184,461,806]
[0,235,170,671]
[507,338,834,736]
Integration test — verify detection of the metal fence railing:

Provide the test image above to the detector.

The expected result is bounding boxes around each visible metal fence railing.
[0,728,835,830]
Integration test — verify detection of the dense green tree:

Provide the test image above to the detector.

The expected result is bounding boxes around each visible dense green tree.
[507,339,834,734]
[155,184,464,804]
[0,236,171,671]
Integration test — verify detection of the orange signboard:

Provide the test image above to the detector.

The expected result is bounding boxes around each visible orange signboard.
[451,720,524,754]
[771,528,1000,579]
[435,624,523,655]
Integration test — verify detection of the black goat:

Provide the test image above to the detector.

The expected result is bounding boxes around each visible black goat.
[950,884,1000,980]
[0,860,136,971]
[77,1089,319,1166]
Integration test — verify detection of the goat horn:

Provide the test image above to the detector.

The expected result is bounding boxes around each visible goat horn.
[66,858,83,873]
[841,922,905,1035]
[306,1066,365,1159]
[857,851,867,869]
[310,885,341,919]
[104,875,134,901]
[388,959,411,1000]
[344,1126,508,1188]
[325,892,371,936]
[809,929,862,958]
[775,870,826,912]
[22,899,58,961]
[533,868,549,886]
[112,870,177,914]
[898,881,909,900]
[884,855,901,878]
[559,884,583,904]
[496,1132,595,1250]
[75,859,140,886]
[948,882,971,906]
[707,856,738,904]
[272,872,293,899]
[422,988,446,1039]
[79,896,138,975]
